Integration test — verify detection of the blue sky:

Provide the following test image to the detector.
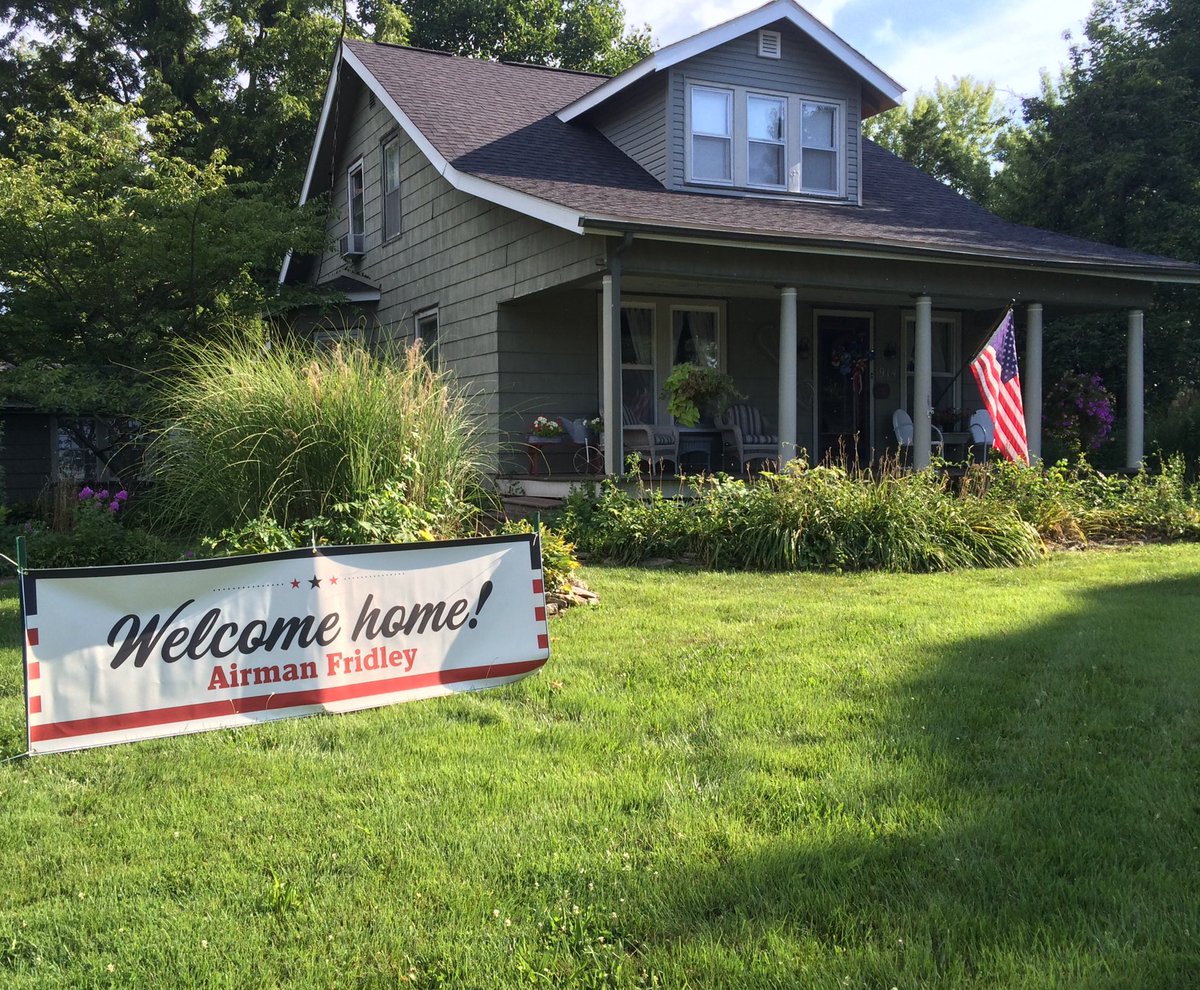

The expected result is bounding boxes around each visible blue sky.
[625,0,1095,107]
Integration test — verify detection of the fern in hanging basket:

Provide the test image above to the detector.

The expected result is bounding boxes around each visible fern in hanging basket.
[661,363,743,427]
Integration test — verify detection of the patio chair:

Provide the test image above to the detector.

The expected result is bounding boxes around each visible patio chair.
[715,403,779,472]
[622,406,678,474]
[892,408,944,462]
[968,408,993,461]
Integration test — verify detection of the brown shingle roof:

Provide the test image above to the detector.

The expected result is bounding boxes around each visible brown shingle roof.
[345,40,1200,279]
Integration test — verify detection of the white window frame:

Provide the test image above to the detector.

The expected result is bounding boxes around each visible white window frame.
[900,311,963,419]
[746,91,788,191]
[687,85,734,186]
[347,157,365,244]
[598,296,727,425]
[799,99,842,195]
[381,137,401,241]
[415,307,439,366]
[684,80,846,198]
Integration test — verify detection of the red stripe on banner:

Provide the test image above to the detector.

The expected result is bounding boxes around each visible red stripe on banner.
[532,578,544,594]
[537,634,549,650]
[27,661,39,680]
[26,628,39,647]
[28,658,548,744]
[29,696,41,715]
[534,606,546,621]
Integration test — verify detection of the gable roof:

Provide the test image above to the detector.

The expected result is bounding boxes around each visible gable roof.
[557,0,904,123]
[320,41,1200,284]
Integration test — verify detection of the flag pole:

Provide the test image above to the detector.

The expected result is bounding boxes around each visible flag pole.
[931,304,1015,410]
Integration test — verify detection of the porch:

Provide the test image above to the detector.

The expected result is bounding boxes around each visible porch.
[495,234,1160,476]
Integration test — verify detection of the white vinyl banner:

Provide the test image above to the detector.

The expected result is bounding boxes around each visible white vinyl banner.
[21,534,550,755]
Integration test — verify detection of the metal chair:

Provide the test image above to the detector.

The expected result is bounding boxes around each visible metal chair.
[968,408,993,461]
[892,408,944,462]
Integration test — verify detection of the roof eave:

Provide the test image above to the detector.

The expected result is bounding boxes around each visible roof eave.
[557,0,904,123]
[578,218,1200,284]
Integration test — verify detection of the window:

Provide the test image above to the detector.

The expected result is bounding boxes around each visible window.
[416,308,439,366]
[747,94,786,188]
[620,305,656,423]
[686,83,843,196]
[689,86,732,183]
[381,138,401,240]
[346,159,365,251]
[612,300,725,425]
[902,312,962,424]
[801,101,839,193]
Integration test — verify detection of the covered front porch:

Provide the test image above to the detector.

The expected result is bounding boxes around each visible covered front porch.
[496,233,1162,479]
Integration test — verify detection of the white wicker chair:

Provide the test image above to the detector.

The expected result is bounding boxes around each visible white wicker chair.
[715,404,779,472]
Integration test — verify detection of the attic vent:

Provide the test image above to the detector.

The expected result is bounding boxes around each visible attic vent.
[758,29,782,59]
[368,91,377,108]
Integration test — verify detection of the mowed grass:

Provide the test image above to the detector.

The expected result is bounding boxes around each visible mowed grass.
[2,546,1199,988]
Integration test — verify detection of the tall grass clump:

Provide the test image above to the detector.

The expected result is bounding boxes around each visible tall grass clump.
[152,331,487,543]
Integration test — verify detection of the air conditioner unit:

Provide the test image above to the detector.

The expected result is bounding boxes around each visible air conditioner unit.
[340,233,365,258]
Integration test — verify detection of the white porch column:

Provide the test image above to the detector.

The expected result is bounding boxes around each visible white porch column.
[1025,302,1043,462]
[601,273,623,475]
[1127,308,1144,470]
[778,287,798,466]
[913,295,933,469]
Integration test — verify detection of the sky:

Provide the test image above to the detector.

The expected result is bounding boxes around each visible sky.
[624,0,1096,107]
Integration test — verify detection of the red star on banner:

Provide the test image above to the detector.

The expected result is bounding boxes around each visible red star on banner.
[290,579,300,588]
[329,575,338,585]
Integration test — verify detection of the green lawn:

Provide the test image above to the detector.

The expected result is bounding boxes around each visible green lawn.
[2,546,1199,988]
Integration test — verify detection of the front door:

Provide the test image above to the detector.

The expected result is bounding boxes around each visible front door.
[815,311,873,465]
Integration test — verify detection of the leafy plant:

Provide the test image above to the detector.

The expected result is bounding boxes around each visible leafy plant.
[497,517,580,595]
[659,363,743,427]
[1045,371,1117,454]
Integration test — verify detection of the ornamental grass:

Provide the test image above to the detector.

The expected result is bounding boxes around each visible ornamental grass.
[150,330,486,540]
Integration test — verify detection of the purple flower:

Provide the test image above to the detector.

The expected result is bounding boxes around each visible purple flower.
[109,501,120,512]
[96,489,109,500]
[79,486,94,499]
[114,490,128,501]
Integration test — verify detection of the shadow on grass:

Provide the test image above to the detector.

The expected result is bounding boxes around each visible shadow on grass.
[649,573,1200,987]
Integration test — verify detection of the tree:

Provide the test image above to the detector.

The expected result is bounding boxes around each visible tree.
[864,76,1010,203]
[991,0,1200,412]
[400,0,651,74]
[0,97,326,473]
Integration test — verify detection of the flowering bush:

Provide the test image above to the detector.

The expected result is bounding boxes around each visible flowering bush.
[531,416,565,439]
[21,486,169,567]
[1045,372,1116,453]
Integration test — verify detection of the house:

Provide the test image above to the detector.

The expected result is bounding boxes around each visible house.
[281,0,1200,481]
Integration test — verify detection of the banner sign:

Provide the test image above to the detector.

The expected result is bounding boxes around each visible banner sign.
[20,534,550,755]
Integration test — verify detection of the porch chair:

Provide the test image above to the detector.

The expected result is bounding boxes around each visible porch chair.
[892,408,944,463]
[968,408,993,461]
[622,406,678,475]
[715,403,779,472]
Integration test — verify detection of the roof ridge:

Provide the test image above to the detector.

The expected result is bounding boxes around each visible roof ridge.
[344,37,610,79]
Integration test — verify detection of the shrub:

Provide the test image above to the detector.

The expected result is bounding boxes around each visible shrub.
[151,331,487,541]
[1045,371,1116,454]
[496,518,580,596]
[559,464,1044,573]
[17,485,172,567]
[1148,389,1200,472]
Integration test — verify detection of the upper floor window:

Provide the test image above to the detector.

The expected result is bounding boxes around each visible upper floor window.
[689,86,732,183]
[347,158,365,251]
[801,101,839,193]
[382,138,401,240]
[686,83,843,196]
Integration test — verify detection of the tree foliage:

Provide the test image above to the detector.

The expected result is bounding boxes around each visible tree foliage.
[992,0,1200,411]
[0,97,325,422]
[400,0,651,74]
[864,77,1010,203]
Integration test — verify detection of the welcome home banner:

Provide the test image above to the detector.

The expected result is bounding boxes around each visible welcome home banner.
[20,534,550,755]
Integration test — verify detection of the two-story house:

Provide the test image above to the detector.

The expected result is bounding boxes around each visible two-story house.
[281,0,1200,479]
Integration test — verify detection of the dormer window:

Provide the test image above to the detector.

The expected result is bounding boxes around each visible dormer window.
[689,86,733,183]
[748,94,786,187]
[686,82,844,197]
[801,101,839,192]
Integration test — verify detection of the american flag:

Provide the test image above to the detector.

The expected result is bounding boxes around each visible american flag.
[970,310,1029,464]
